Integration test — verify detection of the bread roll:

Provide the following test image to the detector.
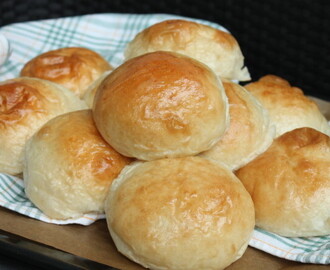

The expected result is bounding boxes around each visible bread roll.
[236,127,330,237]
[245,75,330,137]
[105,156,255,270]
[93,51,229,160]
[200,80,275,170]
[24,110,132,219]
[0,77,86,175]
[124,19,250,81]
[20,47,113,98]
[83,70,112,108]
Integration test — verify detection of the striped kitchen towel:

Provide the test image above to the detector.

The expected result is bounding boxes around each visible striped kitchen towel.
[0,13,329,265]
[0,173,105,225]
[0,13,226,77]
[251,227,329,264]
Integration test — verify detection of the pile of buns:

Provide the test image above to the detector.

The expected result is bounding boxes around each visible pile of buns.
[0,19,329,270]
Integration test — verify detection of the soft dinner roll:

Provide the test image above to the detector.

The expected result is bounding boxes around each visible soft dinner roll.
[245,75,330,137]
[83,70,112,108]
[200,80,275,170]
[124,19,250,81]
[0,77,86,175]
[236,127,330,237]
[20,47,113,98]
[105,156,255,270]
[93,51,229,160]
[24,110,132,219]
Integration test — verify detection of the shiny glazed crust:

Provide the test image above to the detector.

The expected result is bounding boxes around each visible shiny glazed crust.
[105,156,255,270]
[124,19,250,81]
[0,77,86,175]
[236,127,330,237]
[93,51,229,160]
[20,47,113,98]
[24,110,132,219]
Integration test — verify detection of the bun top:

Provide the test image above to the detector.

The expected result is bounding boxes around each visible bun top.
[245,75,330,137]
[20,47,113,98]
[200,80,275,170]
[106,156,255,270]
[0,77,84,122]
[236,127,330,237]
[124,19,250,81]
[93,51,229,160]
[0,77,86,174]
[24,110,132,219]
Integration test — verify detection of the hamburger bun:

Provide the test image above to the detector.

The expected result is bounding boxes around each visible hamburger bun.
[244,75,330,137]
[124,19,250,81]
[24,110,132,219]
[93,51,229,160]
[200,80,275,170]
[0,77,86,175]
[236,127,330,237]
[20,47,113,98]
[105,156,255,270]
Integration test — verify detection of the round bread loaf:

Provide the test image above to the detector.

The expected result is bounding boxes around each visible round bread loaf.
[0,77,86,175]
[124,19,250,81]
[236,127,330,237]
[20,47,113,98]
[83,70,112,108]
[125,20,250,81]
[93,51,229,160]
[244,75,330,137]
[105,156,255,270]
[24,110,132,219]
[200,80,275,170]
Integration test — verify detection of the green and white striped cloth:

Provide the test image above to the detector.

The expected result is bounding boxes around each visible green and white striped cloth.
[0,173,105,225]
[0,13,226,79]
[0,13,329,265]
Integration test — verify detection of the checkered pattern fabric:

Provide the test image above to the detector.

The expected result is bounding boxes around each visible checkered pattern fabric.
[0,173,105,225]
[0,13,329,264]
[0,13,225,79]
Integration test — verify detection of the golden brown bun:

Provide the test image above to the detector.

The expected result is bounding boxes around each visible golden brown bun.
[93,51,229,160]
[83,70,112,108]
[0,77,86,175]
[236,127,330,237]
[124,19,250,81]
[245,75,330,137]
[105,156,255,270]
[20,47,113,98]
[200,80,275,170]
[24,110,132,219]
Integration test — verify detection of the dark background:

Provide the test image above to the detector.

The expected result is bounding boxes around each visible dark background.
[1,0,330,100]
